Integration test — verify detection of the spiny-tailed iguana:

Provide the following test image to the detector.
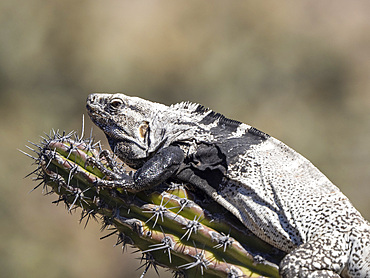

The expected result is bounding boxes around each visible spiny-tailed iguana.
[86,93,370,277]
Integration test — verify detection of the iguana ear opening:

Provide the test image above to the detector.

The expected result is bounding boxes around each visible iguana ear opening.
[138,121,149,144]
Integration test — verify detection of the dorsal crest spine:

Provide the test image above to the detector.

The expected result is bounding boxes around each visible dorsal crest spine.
[171,101,241,126]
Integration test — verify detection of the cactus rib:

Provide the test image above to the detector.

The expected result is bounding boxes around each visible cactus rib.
[24,130,284,278]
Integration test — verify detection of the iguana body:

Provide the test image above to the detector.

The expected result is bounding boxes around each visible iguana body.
[86,93,370,277]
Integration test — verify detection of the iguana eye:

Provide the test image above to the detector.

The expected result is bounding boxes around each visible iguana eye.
[109,98,124,111]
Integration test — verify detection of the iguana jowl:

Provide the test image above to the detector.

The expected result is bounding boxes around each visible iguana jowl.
[86,93,370,277]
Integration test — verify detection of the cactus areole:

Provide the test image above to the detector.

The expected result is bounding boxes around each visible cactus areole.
[26,131,282,277]
[85,93,370,278]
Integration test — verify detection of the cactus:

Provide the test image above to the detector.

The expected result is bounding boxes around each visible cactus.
[24,130,283,277]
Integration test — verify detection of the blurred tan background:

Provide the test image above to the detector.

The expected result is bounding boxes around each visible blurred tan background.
[1,1,370,277]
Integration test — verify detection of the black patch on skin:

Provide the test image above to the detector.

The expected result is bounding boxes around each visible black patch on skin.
[210,121,239,136]
[207,118,241,135]
[199,114,218,125]
[176,128,268,191]
[210,124,239,135]
[199,111,242,128]
[215,129,267,166]
[177,144,227,191]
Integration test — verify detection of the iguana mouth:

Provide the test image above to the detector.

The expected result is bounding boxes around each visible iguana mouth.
[86,108,113,137]
[86,98,111,129]
[85,103,95,117]
[86,104,102,123]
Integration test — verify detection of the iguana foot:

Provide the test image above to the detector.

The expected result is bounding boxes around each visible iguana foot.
[85,155,126,180]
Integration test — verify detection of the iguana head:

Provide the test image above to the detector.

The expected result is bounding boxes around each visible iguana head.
[86,93,168,167]
[87,93,243,167]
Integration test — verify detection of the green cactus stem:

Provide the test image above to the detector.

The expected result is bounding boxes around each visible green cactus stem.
[24,130,283,277]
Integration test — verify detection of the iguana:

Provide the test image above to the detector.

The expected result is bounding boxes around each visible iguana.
[86,93,370,277]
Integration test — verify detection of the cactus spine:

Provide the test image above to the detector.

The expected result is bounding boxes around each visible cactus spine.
[25,130,282,277]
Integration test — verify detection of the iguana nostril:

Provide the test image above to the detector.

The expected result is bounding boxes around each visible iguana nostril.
[87,93,96,104]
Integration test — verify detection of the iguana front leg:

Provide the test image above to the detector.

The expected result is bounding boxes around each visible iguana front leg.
[91,145,185,192]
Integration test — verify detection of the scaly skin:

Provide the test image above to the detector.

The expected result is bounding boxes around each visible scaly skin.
[86,93,370,277]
